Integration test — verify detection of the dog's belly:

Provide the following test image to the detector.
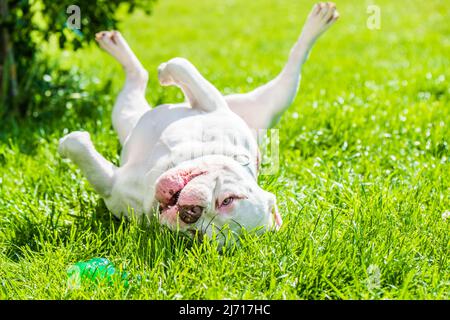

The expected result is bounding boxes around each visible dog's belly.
[121,103,257,168]
[107,103,259,217]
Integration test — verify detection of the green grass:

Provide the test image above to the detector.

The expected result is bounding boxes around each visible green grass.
[1,0,449,299]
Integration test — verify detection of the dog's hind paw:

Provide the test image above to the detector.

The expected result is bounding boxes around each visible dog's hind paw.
[157,62,174,86]
[157,58,189,86]
[95,30,135,67]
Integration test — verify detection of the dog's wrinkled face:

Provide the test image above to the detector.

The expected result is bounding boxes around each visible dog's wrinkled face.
[155,155,282,240]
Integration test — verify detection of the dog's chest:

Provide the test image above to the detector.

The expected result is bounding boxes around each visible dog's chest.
[160,112,257,169]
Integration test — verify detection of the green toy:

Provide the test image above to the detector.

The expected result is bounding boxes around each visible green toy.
[67,257,129,289]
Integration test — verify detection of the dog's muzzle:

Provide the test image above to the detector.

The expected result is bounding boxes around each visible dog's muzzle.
[178,205,203,224]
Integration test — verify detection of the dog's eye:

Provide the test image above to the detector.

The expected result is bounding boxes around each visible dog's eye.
[221,197,234,206]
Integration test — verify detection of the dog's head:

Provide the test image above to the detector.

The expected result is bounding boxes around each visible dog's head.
[155,155,282,240]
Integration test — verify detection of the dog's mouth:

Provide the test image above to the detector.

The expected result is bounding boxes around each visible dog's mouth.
[155,169,207,220]
[166,189,181,207]
[157,190,182,219]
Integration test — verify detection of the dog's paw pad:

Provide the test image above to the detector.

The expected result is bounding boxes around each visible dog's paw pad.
[303,2,339,40]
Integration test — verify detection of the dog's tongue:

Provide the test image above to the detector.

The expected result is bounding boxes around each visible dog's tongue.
[155,169,206,206]
[159,203,184,226]
[161,204,179,218]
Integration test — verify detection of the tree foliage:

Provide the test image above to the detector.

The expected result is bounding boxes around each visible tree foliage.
[0,0,156,117]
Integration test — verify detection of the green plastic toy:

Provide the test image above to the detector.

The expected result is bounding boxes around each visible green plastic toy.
[67,257,129,289]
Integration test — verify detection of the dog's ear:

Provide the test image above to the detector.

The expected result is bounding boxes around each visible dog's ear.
[267,192,282,230]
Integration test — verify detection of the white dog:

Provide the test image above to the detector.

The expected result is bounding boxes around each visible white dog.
[58,3,339,240]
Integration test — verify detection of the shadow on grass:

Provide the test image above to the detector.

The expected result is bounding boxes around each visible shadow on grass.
[0,61,114,157]
[2,197,198,263]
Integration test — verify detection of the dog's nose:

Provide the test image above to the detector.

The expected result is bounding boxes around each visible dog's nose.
[178,205,203,224]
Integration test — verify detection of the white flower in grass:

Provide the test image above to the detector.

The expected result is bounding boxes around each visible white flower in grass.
[442,211,450,221]
[366,264,381,290]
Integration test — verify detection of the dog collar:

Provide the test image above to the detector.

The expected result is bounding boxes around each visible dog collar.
[231,153,257,179]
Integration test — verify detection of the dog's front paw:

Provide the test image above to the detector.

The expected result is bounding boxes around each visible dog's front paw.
[58,131,92,159]
[303,2,339,42]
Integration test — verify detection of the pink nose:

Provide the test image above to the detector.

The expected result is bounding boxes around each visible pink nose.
[178,205,203,224]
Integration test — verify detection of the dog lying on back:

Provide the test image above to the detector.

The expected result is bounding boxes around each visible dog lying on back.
[58,3,339,241]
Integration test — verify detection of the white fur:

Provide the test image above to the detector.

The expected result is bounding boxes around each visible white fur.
[58,3,339,239]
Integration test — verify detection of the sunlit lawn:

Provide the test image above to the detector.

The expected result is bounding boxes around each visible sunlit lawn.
[0,0,449,299]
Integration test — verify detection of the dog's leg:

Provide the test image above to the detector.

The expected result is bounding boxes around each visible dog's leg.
[225,2,339,129]
[158,57,228,112]
[58,131,117,197]
[96,31,150,144]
